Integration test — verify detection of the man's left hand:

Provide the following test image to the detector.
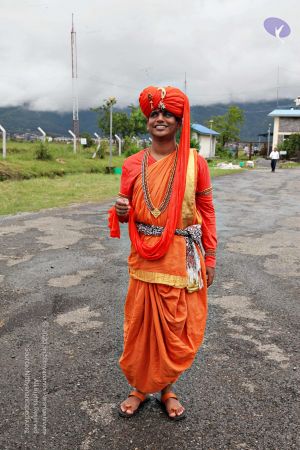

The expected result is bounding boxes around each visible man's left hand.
[206,267,215,287]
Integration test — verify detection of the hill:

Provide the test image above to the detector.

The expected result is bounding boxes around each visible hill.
[0,99,294,141]
[190,99,293,141]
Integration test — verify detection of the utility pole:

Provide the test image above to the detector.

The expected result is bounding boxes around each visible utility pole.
[107,97,116,171]
[71,14,79,139]
[184,72,187,95]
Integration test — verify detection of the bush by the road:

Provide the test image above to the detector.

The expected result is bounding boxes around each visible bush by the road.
[278,133,300,160]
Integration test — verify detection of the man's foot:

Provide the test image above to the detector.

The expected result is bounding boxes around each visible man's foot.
[119,390,147,418]
[164,396,185,418]
[160,391,186,420]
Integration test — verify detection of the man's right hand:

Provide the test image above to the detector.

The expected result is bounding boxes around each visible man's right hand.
[115,197,130,217]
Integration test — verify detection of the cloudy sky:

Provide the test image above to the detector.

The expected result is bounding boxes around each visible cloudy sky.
[1,0,299,111]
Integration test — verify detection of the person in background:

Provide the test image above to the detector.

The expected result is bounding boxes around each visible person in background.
[269,147,280,172]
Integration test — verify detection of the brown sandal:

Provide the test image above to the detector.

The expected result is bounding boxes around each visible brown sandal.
[118,390,149,418]
[159,392,186,421]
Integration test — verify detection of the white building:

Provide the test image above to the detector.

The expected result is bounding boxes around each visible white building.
[191,123,219,158]
[269,98,300,149]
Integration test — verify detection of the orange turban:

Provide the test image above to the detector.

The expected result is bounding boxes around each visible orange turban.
[139,86,186,119]
[125,86,191,260]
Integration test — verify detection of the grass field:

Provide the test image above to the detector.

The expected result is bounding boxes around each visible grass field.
[0,141,124,181]
[0,140,243,216]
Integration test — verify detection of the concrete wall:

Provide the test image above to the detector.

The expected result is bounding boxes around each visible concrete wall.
[279,117,300,133]
[272,116,300,149]
[191,131,216,158]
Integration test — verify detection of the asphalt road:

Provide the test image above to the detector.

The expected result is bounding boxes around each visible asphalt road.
[0,167,299,450]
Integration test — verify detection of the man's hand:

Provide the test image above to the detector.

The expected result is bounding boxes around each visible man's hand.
[115,197,130,217]
[206,266,215,287]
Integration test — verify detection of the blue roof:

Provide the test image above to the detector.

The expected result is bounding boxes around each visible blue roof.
[191,123,219,136]
[268,109,300,117]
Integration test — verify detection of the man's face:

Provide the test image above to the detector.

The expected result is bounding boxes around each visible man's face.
[147,109,181,139]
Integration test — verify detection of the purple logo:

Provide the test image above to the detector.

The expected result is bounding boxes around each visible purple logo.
[264,17,291,39]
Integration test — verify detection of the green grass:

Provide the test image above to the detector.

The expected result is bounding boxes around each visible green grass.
[0,173,121,216]
[0,141,125,181]
[0,141,246,216]
[210,167,243,177]
[0,167,245,216]
[279,161,300,169]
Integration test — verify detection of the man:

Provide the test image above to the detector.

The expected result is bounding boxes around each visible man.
[108,86,217,420]
[269,147,280,172]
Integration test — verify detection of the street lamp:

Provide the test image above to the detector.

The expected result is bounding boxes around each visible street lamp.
[267,123,272,157]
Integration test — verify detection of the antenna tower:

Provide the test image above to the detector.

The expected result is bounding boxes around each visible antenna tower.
[71,14,79,138]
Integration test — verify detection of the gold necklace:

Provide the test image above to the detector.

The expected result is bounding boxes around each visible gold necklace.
[141,146,178,218]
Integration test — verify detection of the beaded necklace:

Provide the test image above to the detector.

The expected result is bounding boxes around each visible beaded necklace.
[141,146,178,218]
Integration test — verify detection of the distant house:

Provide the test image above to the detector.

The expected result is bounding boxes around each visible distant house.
[191,123,219,158]
[269,97,300,149]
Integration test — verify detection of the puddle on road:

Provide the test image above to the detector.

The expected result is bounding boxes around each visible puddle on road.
[48,270,95,288]
[54,306,103,334]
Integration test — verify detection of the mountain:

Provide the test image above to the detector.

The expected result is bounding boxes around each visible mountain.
[190,99,293,141]
[0,107,98,137]
[0,99,294,141]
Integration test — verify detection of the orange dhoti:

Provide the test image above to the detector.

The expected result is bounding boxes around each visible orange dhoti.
[119,264,207,393]
[117,149,211,393]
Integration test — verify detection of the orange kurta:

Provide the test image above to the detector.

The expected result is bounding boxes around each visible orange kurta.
[117,149,215,393]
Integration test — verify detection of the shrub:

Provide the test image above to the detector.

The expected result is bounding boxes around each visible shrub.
[215,143,233,159]
[98,140,109,159]
[124,137,141,157]
[190,137,199,150]
[35,141,52,160]
[278,134,300,160]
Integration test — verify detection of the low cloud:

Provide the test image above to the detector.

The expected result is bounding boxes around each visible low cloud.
[1,0,299,111]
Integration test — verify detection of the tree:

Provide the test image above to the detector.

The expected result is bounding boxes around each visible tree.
[92,100,146,138]
[127,105,147,136]
[92,98,128,137]
[206,106,244,148]
[278,133,300,159]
